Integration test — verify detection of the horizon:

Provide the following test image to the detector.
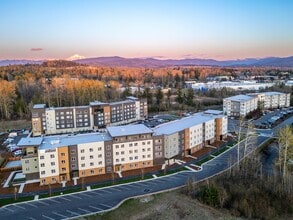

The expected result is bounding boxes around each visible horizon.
[0,0,293,60]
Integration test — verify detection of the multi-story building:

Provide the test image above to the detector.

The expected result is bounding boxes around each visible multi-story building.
[250,92,290,109]
[19,110,226,186]
[224,92,291,117]
[31,97,148,136]
[223,95,258,117]
[153,110,227,159]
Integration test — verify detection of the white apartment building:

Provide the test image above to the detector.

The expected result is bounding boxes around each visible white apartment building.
[257,92,290,109]
[223,94,258,117]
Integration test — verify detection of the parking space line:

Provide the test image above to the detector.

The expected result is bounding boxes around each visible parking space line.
[89,205,103,211]
[13,204,26,210]
[29,217,37,220]
[42,214,55,220]
[115,186,131,191]
[35,200,48,206]
[78,207,90,213]
[66,210,79,216]
[2,207,14,212]
[25,203,38,208]
[80,193,92,198]
[52,211,68,218]
[99,203,112,208]
[108,187,122,192]
[97,189,113,194]
[127,184,141,189]
[58,196,71,202]
[89,191,103,196]
[68,194,82,200]
[48,199,61,204]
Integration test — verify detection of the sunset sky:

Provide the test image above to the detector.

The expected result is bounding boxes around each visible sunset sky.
[0,0,292,60]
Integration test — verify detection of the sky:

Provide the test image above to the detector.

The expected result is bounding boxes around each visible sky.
[0,0,292,60]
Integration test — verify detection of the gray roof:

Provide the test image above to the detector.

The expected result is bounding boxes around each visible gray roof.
[204,109,223,115]
[39,132,112,150]
[263,91,286,96]
[107,124,153,137]
[18,137,43,146]
[126,96,139,101]
[109,100,134,105]
[224,94,256,102]
[153,113,219,136]
[90,101,107,106]
[33,104,46,109]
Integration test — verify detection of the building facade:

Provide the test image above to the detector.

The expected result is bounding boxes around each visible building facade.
[224,92,291,117]
[19,110,227,185]
[31,97,148,136]
[223,95,258,117]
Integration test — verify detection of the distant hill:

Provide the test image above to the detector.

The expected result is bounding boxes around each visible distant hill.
[0,60,42,66]
[75,56,293,68]
[1,56,293,68]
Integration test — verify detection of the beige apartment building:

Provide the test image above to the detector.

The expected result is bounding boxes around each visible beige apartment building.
[19,110,227,186]
[31,97,148,136]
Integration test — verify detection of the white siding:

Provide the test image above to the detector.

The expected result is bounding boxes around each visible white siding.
[38,149,59,178]
[77,142,105,170]
[164,133,179,159]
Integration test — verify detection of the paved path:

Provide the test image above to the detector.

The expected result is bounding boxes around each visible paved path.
[0,116,291,220]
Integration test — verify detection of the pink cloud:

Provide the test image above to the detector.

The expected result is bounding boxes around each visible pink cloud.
[30,48,43,51]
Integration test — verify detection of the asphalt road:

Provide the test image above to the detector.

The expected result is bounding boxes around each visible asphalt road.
[0,116,291,220]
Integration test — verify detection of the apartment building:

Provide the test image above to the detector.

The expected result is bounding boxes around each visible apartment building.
[31,97,148,136]
[224,92,291,117]
[250,92,290,109]
[153,110,227,159]
[223,95,258,117]
[19,111,226,185]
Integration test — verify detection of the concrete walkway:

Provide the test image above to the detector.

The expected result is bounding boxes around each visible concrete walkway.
[161,164,166,170]
[116,171,122,178]
[18,183,25,193]
[184,165,197,172]
[3,171,18,188]
[72,177,79,186]
[152,174,158,178]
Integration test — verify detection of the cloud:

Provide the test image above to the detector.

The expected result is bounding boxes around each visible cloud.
[30,48,43,51]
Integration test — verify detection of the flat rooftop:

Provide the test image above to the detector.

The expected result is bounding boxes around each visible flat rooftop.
[153,112,223,136]
[33,104,46,109]
[224,94,256,102]
[107,124,153,137]
[263,91,286,96]
[39,132,112,150]
[17,137,43,146]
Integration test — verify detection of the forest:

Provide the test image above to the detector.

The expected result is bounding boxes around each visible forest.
[0,61,292,120]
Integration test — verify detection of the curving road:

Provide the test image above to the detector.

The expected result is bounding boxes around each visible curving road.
[0,116,291,220]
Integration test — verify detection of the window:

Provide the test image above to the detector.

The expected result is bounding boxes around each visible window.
[25,160,29,164]
[89,148,93,152]
[81,149,85,153]
[81,163,85,167]
[90,170,94,174]
[147,141,151,145]
[129,150,133,154]
[71,150,76,154]
[98,147,102,151]
[41,163,45,167]
[98,161,102,165]
[61,168,66,172]
[134,143,138,146]
[106,152,111,157]
[98,154,102,158]
[121,151,124,155]
[129,157,133,160]
[71,164,76,169]
[61,153,65,156]
[71,157,76,161]
[121,158,125,162]
[61,160,65,164]
[116,159,119,162]
[90,162,94,166]
[121,144,124,148]
[40,156,44,159]
[134,156,138,160]
[51,169,56,173]
[129,143,133,147]
[50,154,55,158]
[147,148,151,151]
[81,156,85,160]
[134,150,138,153]
[41,171,45,175]
[142,148,146,152]
[89,155,93,159]
[106,145,111,150]
[115,145,119,149]
[147,154,151,158]
[51,162,55,166]
[116,152,119,155]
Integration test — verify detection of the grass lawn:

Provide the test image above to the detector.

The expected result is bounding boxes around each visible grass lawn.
[212,146,229,157]
[0,196,34,207]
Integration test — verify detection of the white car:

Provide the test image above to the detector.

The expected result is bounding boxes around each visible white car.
[13,150,22,157]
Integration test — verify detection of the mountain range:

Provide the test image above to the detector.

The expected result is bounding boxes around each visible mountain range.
[1,56,293,68]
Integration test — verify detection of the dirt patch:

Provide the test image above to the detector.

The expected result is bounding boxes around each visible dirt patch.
[83,190,242,220]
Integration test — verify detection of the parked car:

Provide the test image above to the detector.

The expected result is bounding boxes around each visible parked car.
[13,150,22,157]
